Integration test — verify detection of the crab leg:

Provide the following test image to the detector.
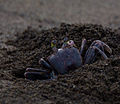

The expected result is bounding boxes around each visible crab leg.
[24,71,51,80]
[80,38,86,54]
[101,41,112,54]
[26,68,48,72]
[84,47,96,64]
[24,58,56,80]
[24,67,51,80]
[25,68,57,80]
[92,46,108,59]
[84,45,108,64]
[39,58,53,70]
[90,40,112,54]
[90,40,99,46]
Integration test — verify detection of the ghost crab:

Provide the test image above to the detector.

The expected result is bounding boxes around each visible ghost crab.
[24,38,112,80]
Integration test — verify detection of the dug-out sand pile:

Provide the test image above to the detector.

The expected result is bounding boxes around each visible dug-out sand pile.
[0,23,120,104]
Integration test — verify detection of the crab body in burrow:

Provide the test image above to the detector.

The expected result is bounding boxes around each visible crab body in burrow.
[24,38,112,80]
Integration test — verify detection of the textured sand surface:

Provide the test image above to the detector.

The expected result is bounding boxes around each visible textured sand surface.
[0,1,120,104]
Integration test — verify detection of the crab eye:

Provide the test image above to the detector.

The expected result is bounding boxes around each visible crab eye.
[70,40,74,44]
[67,40,75,46]
[70,40,73,43]
[51,40,57,48]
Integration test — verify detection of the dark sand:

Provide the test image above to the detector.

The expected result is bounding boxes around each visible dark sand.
[0,0,120,104]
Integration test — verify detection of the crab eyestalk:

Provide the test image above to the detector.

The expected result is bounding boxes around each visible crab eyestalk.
[80,38,86,54]
[63,37,68,42]
[62,37,68,48]
[51,40,58,53]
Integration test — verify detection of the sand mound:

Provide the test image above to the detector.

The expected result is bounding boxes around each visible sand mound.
[0,23,120,104]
